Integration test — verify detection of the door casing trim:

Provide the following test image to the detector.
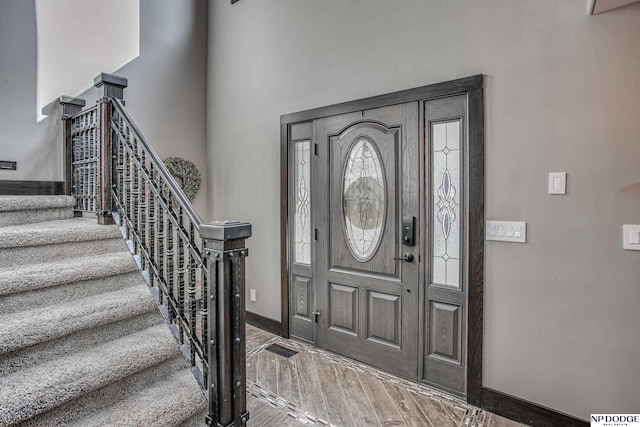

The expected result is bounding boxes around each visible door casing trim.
[280,74,484,405]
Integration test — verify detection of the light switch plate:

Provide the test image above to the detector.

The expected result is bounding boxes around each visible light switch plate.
[623,225,640,250]
[548,172,567,195]
[486,221,527,243]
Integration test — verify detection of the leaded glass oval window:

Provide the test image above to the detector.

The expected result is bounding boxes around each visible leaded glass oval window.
[342,138,386,262]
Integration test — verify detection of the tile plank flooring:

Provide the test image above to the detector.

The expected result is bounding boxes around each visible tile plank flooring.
[245,324,525,427]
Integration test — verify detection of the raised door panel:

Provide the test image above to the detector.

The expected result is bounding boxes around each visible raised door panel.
[293,276,311,320]
[329,283,358,335]
[367,290,401,348]
[428,301,462,364]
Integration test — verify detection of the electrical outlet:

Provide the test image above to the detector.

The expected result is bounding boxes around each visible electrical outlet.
[250,289,257,302]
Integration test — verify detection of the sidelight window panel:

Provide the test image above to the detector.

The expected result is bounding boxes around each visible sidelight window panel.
[432,121,461,288]
[294,140,311,265]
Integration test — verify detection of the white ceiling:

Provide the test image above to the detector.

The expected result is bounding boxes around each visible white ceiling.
[588,0,640,14]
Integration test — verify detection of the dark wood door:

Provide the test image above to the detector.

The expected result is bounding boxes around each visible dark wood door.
[314,103,420,379]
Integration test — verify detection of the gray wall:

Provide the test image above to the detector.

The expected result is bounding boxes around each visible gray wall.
[0,0,209,217]
[207,0,640,420]
[0,0,63,182]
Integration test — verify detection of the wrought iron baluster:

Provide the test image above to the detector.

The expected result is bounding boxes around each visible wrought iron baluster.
[188,221,197,366]
[157,176,165,306]
[124,131,132,242]
[132,135,140,257]
[177,206,186,345]
[94,109,99,213]
[139,148,147,272]
[201,246,209,389]
[83,127,89,211]
[115,112,125,218]
[148,162,156,288]
[166,194,176,323]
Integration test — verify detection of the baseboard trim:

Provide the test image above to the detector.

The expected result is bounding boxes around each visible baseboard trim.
[482,387,588,427]
[246,311,283,337]
[0,180,64,195]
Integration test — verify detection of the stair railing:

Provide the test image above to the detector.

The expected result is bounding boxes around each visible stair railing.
[59,73,250,427]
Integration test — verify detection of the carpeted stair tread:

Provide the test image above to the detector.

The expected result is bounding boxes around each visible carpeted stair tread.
[68,368,207,427]
[0,196,75,228]
[0,196,75,212]
[0,324,181,426]
[20,355,192,427]
[0,218,124,266]
[0,251,136,296]
[0,271,145,316]
[0,284,156,355]
[0,218,121,249]
[0,237,126,268]
[0,311,163,377]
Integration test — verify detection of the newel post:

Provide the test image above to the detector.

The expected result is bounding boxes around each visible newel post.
[200,221,252,427]
[94,72,127,225]
[45,97,85,196]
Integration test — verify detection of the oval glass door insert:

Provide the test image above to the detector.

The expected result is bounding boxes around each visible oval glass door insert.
[342,138,386,262]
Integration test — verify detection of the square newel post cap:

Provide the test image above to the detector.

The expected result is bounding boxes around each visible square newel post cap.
[200,221,252,241]
[94,73,128,100]
[94,73,128,89]
[41,96,86,118]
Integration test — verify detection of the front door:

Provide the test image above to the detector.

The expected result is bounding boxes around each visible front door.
[314,103,420,379]
[284,76,483,400]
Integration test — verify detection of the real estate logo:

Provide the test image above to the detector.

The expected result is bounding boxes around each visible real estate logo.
[591,415,640,427]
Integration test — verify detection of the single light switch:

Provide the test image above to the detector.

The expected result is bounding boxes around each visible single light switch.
[623,225,640,250]
[486,221,527,243]
[548,172,567,195]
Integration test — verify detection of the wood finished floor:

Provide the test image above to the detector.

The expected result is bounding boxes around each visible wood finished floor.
[244,324,526,427]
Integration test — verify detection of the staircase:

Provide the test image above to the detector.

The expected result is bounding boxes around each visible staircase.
[0,196,207,426]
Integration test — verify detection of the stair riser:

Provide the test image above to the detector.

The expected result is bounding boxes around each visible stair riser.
[20,356,192,427]
[0,237,125,267]
[0,309,162,376]
[0,208,73,228]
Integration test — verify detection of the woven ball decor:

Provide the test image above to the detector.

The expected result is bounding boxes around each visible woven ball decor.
[163,157,201,201]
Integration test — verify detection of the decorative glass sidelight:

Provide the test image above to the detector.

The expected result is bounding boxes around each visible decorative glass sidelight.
[432,121,461,288]
[294,140,311,264]
[342,138,386,262]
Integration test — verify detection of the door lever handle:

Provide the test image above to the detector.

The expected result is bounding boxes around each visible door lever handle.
[393,253,415,262]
